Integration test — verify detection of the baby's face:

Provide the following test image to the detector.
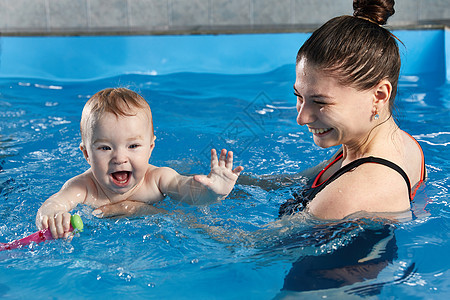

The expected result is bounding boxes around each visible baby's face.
[83,110,154,196]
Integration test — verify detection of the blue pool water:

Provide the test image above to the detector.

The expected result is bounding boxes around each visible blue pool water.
[0,32,449,299]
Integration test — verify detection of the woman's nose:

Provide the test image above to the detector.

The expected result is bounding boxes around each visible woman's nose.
[296,102,315,126]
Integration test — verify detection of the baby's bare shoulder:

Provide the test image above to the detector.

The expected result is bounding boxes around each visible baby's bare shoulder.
[144,165,184,196]
[146,165,179,181]
[66,170,99,205]
[60,171,90,191]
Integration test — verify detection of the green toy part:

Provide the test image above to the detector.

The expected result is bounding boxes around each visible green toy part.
[70,214,84,233]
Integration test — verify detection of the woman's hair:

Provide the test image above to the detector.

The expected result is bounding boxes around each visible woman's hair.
[80,88,154,144]
[297,0,400,112]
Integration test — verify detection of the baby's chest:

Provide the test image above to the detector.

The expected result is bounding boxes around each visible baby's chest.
[86,185,164,207]
[84,194,111,208]
[132,184,165,204]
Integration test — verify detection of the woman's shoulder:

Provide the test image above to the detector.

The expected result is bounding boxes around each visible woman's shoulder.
[400,130,425,181]
[307,158,411,219]
[378,130,424,189]
[366,129,423,189]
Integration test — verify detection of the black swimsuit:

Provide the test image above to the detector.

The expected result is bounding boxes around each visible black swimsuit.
[279,147,426,217]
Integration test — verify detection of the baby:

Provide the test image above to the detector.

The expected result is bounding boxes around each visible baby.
[36,88,243,239]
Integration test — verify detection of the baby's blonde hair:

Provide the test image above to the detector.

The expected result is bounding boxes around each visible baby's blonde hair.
[80,88,154,145]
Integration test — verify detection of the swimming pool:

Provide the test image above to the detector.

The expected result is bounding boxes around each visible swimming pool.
[0,30,449,298]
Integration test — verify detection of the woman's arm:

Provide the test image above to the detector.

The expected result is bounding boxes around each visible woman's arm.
[237,148,343,191]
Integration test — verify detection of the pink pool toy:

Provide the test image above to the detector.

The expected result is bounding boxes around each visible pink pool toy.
[0,215,83,251]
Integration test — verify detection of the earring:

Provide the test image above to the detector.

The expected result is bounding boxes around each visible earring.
[373,108,379,120]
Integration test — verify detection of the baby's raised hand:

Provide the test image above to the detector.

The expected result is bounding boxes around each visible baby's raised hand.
[193,149,244,199]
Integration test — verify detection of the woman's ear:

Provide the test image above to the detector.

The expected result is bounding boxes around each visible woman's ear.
[373,79,392,108]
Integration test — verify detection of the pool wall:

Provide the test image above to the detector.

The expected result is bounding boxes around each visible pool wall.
[447,28,450,81]
[0,1,449,82]
[0,0,449,35]
[0,29,449,83]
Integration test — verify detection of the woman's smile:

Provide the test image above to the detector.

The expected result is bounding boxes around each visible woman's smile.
[308,127,333,135]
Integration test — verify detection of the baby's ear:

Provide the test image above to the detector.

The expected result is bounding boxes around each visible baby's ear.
[150,135,156,149]
[80,143,90,162]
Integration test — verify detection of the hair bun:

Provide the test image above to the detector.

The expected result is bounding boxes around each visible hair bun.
[353,0,395,25]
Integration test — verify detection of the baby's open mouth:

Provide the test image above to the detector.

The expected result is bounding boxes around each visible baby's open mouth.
[111,171,131,186]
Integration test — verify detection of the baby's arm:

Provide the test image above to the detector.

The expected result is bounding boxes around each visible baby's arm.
[35,175,88,239]
[92,149,243,218]
[158,149,243,205]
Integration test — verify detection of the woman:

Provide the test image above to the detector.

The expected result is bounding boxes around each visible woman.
[276,0,426,293]
[279,0,426,220]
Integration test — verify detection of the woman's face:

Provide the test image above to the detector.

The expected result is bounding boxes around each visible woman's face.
[294,58,376,150]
